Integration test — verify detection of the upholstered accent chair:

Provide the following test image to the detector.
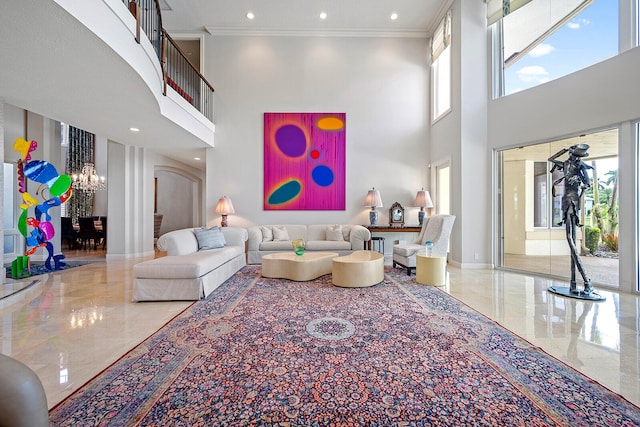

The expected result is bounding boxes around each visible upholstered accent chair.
[392,214,456,275]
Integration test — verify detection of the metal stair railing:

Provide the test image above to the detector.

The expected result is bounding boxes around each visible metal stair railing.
[124,0,214,121]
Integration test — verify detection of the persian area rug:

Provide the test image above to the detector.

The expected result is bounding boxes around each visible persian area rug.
[49,266,640,426]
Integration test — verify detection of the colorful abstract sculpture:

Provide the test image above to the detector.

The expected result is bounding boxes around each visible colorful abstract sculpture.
[11,138,72,278]
[10,256,30,279]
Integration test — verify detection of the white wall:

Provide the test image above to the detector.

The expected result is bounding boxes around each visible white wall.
[488,48,640,149]
[150,148,204,234]
[205,35,430,228]
[430,0,491,268]
[155,169,195,234]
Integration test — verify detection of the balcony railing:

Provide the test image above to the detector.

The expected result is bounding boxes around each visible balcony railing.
[124,0,214,121]
[163,31,214,121]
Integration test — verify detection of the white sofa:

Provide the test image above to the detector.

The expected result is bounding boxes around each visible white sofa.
[132,227,248,301]
[247,224,371,265]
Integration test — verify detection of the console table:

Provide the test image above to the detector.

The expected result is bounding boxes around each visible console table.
[364,225,422,250]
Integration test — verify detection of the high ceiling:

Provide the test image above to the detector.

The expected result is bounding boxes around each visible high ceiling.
[0,1,448,170]
[161,0,449,36]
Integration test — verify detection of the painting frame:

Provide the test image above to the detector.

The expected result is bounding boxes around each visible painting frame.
[263,112,346,211]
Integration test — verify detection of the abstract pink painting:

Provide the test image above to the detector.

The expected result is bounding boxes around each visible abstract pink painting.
[264,113,346,210]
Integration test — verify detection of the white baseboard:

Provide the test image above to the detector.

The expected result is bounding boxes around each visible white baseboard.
[448,260,494,269]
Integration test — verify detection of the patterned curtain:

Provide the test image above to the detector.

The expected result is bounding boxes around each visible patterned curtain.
[65,126,95,224]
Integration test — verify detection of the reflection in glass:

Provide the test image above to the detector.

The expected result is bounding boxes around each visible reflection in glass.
[499,129,619,287]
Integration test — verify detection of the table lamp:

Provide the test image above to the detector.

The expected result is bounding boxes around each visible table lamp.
[364,188,383,226]
[214,196,235,227]
[414,188,433,225]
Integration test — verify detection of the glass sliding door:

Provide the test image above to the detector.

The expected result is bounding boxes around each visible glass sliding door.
[498,129,619,288]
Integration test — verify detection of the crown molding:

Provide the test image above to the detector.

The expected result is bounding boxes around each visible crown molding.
[204,26,429,38]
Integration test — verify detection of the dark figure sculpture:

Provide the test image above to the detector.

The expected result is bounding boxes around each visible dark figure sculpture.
[548,144,602,300]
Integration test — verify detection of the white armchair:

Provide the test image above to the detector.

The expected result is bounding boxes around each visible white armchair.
[392,214,456,275]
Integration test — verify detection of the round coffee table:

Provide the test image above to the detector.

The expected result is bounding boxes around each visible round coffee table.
[261,252,339,281]
[331,250,384,288]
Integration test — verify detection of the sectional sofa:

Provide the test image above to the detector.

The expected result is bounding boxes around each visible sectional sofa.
[132,223,371,301]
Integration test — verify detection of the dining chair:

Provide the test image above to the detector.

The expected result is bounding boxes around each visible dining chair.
[77,217,103,250]
[60,217,77,249]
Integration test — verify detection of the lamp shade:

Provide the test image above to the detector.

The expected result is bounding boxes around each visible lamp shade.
[414,188,434,208]
[364,188,383,208]
[214,196,235,214]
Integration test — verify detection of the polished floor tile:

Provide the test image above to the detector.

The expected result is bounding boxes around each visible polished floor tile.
[445,269,640,406]
[0,254,190,408]
[1,255,638,410]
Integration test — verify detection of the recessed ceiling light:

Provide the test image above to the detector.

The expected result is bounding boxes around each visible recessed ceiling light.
[320,11,327,20]
[246,11,255,20]
[129,127,140,132]
[390,12,398,21]
[194,157,201,161]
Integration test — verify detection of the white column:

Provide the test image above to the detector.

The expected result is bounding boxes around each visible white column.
[618,121,638,294]
[107,141,154,259]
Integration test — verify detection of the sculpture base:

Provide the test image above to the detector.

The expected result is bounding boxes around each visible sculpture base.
[547,286,606,302]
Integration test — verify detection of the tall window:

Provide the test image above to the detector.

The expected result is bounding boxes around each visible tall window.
[491,0,618,96]
[431,11,451,121]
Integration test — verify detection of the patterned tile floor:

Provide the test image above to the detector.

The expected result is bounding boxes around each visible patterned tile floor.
[1,250,638,409]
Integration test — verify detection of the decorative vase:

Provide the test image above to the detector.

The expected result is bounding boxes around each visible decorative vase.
[292,238,305,256]
[425,241,434,256]
[369,209,379,226]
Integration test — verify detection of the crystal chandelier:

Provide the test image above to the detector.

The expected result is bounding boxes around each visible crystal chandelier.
[72,163,106,193]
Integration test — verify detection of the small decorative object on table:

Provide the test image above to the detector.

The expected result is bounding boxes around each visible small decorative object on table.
[292,238,305,256]
[425,241,433,256]
[389,201,405,226]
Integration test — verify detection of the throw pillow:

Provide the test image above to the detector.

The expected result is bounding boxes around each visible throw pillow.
[342,224,352,241]
[194,226,226,250]
[326,224,344,241]
[261,226,274,242]
[272,226,290,241]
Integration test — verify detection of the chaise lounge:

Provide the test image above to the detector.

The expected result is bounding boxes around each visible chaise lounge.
[133,226,248,301]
